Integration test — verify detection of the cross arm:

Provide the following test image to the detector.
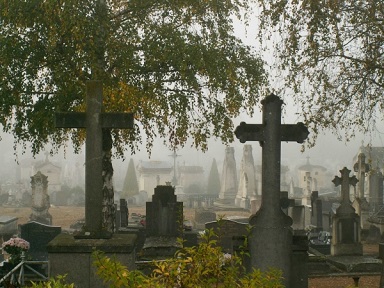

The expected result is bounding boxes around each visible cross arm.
[234,122,309,143]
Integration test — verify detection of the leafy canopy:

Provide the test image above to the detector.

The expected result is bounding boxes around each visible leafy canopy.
[0,0,267,156]
[255,0,384,146]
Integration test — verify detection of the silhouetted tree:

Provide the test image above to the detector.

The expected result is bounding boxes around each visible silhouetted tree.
[206,158,221,195]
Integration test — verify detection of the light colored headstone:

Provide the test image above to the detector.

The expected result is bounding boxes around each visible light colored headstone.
[218,147,237,205]
[30,171,52,225]
[235,145,257,208]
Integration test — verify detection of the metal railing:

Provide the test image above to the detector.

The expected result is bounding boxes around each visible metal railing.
[0,252,48,287]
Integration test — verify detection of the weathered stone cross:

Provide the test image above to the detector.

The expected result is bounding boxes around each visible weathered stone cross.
[234,93,309,287]
[55,81,134,238]
[332,167,358,212]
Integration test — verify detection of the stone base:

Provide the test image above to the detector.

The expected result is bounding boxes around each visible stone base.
[47,233,137,288]
[235,197,250,209]
[141,236,181,261]
[331,242,363,256]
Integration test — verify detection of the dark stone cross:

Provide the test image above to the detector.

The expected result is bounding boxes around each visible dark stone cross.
[332,167,358,213]
[234,93,309,287]
[55,81,134,238]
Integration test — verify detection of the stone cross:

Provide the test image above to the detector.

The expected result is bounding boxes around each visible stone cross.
[234,93,309,287]
[55,81,134,238]
[332,167,358,211]
[353,153,369,199]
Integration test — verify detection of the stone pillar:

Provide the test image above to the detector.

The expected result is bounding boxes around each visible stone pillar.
[218,147,237,205]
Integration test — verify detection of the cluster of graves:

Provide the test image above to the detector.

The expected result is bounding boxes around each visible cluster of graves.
[1,84,384,287]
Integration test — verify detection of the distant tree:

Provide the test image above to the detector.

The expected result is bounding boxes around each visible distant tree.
[206,158,221,195]
[0,1,267,156]
[121,158,139,199]
[255,0,384,146]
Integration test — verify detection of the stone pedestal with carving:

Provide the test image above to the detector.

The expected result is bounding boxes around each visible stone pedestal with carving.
[331,167,363,256]
[30,171,52,225]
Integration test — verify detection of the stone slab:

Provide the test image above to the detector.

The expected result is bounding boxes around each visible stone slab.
[48,233,137,288]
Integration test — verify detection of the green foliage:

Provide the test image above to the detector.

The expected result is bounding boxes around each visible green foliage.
[206,158,221,195]
[255,0,384,146]
[0,0,267,157]
[121,158,139,199]
[31,274,74,288]
[92,227,284,288]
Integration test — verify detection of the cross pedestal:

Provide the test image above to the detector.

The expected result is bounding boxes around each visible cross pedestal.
[331,167,362,256]
[234,93,309,288]
[55,80,134,238]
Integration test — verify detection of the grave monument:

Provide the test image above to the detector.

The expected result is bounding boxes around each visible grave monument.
[218,147,238,205]
[30,171,52,225]
[234,93,309,287]
[235,144,257,209]
[331,167,363,256]
[48,81,137,288]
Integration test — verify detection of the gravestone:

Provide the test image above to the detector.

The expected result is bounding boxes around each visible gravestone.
[218,147,237,205]
[30,171,52,225]
[120,199,129,228]
[20,221,61,261]
[50,81,137,288]
[331,167,363,256]
[234,93,309,287]
[0,216,18,241]
[142,185,183,260]
[194,208,216,230]
[352,153,370,230]
[235,145,257,208]
[368,168,384,213]
[310,191,323,232]
[205,219,248,254]
[55,80,134,238]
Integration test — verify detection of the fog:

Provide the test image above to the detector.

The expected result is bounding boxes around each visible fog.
[1,104,382,192]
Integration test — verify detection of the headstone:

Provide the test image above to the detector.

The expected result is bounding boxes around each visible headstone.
[30,171,52,225]
[234,93,309,287]
[120,199,129,228]
[368,168,384,213]
[310,191,323,231]
[218,147,237,205]
[0,216,18,241]
[235,145,257,208]
[194,208,216,229]
[20,221,61,261]
[288,205,306,231]
[55,80,134,238]
[352,153,370,229]
[205,219,248,254]
[331,167,363,256]
[142,185,183,260]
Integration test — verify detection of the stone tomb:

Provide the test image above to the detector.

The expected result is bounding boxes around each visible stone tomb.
[331,167,363,256]
[0,216,18,242]
[20,221,61,261]
[141,185,183,260]
[205,219,248,254]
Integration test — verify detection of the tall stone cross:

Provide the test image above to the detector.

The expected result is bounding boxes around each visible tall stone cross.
[353,153,370,199]
[332,167,358,213]
[234,93,309,287]
[55,81,134,238]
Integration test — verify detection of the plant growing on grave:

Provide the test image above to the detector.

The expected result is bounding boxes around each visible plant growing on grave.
[30,274,74,288]
[92,227,284,287]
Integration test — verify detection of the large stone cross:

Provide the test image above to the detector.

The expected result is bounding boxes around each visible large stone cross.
[234,93,309,287]
[353,153,370,199]
[55,81,134,238]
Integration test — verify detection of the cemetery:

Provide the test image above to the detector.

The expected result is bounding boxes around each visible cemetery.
[0,91,382,287]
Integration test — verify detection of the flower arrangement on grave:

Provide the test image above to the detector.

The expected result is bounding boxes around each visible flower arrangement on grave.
[1,237,30,265]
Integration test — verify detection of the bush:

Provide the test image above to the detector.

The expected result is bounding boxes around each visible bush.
[93,228,284,288]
